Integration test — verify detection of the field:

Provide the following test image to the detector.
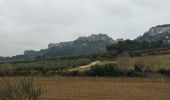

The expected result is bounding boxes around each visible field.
[22,77,170,100]
[1,54,170,100]
[100,54,170,71]
[132,54,170,70]
[0,58,92,76]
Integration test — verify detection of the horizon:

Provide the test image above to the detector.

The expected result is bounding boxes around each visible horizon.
[0,33,133,57]
[0,30,166,57]
[1,0,170,56]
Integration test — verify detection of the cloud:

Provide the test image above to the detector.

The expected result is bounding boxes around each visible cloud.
[0,0,170,56]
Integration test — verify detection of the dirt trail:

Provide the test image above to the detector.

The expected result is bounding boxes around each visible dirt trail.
[69,61,101,72]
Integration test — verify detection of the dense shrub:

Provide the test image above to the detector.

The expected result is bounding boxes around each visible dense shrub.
[158,69,170,76]
[106,39,168,55]
[90,64,124,77]
[134,64,143,73]
[127,70,145,77]
[127,64,154,77]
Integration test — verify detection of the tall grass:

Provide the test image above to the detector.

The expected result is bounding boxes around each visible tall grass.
[0,78,42,100]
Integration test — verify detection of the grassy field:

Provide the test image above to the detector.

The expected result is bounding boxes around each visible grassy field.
[1,54,170,100]
[0,54,170,100]
[132,54,170,70]
[97,54,170,71]
[16,77,169,100]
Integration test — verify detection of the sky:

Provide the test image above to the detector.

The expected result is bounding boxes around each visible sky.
[0,0,170,56]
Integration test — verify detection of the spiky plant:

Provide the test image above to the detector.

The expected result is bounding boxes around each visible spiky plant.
[0,78,42,100]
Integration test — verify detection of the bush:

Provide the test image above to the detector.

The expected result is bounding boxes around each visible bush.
[90,64,124,77]
[0,63,14,76]
[0,78,42,100]
[60,70,86,77]
[127,70,145,77]
[158,69,170,76]
[129,63,154,77]
[134,64,142,72]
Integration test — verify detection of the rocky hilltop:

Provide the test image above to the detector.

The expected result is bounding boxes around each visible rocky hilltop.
[2,24,170,61]
[48,34,114,48]
[0,34,114,61]
[46,34,114,57]
[137,24,170,43]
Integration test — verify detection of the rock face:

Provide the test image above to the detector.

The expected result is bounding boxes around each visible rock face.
[48,34,113,48]
[46,34,114,57]
[137,24,170,43]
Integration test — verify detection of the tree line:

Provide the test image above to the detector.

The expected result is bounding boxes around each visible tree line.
[106,40,170,56]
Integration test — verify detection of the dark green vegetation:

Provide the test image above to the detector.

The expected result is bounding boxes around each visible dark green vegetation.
[106,24,170,57]
[106,39,170,56]
[1,39,170,77]
[61,63,151,77]
[1,40,170,77]
[0,58,92,76]
[62,59,170,77]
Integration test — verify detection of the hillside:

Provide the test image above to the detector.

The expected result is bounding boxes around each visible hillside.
[137,24,170,43]
[2,24,170,61]
[0,34,114,61]
[46,34,114,57]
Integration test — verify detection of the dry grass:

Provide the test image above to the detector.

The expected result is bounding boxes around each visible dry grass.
[99,54,170,71]
[69,54,170,73]
[0,77,42,100]
[133,54,170,70]
[7,77,168,100]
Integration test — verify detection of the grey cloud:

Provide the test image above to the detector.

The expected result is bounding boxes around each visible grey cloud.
[0,0,170,56]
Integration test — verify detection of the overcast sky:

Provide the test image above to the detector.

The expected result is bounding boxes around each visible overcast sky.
[0,0,170,56]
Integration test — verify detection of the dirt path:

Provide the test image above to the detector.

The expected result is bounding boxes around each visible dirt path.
[69,61,101,72]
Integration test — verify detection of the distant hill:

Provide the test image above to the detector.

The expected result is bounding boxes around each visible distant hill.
[136,24,170,43]
[46,34,114,57]
[0,34,114,61]
[1,24,170,61]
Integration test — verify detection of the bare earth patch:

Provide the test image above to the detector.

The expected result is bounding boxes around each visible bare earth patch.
[69,61,101,72]
[28,77,170,100]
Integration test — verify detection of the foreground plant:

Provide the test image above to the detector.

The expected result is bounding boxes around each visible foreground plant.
[0,78,42,100]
